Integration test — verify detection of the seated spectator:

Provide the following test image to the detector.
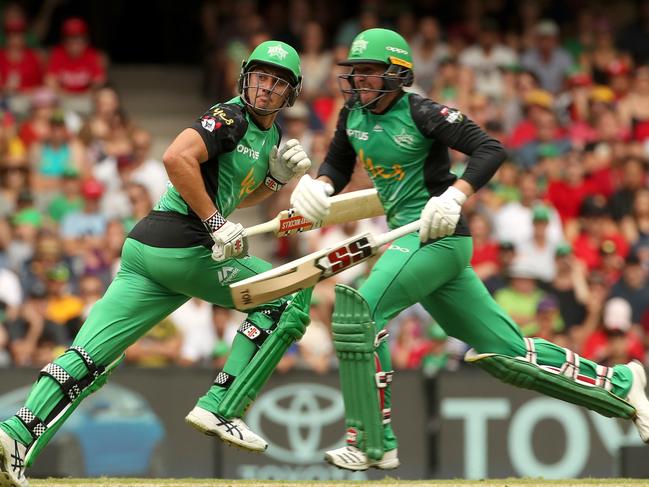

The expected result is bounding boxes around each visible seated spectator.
[610,252,649,324]
[298,21,333,102]
[0,265,21,320]
[297,296,334,374]
[421,322,450,376]
[7,201,41,272]
[523,294,567,345]
[210,306,238,369]
[495,257,545,329]
[64,273,104,338]
[19,230,69,298]
[170,298,216,367]
[469,212,500,282]
[516,110,572,169]
[546,153,597,229]
[60,178,106,255]
[618,66,649,141]
[6,285,68,366]
[18,88,59,148]
[45,17,106,96]
[610,156,648,222]
[392,313,433,370]
[546,242,589,331]
[520,20,573,94]
[43,264,83,338]
[516,204,559,282]
[582,297,644,366]
[30,110,86,191]
[411,16,449,94]
[47,167,83,222]
[0,155,30,218]
[483,240,517,294]
[125,317,181,367]
[621,188,649,247]
[0,16,43,94]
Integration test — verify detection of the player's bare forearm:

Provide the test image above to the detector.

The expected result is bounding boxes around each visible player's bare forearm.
[238,184,274,208]
[163,128,216,220]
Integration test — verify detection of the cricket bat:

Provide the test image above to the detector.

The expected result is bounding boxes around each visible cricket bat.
[230,219,420,310]
[245,188,383,238]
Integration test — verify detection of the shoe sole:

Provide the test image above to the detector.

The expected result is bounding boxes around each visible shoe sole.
[628,361,649,443]
[324,453,400,472]
[0,441,25,487]
[185,413,267,453]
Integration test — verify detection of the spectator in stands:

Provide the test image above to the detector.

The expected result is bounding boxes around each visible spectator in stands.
[45,17,106,96]
[19,231,69,300]
[621,188,649,248]
[582,297,644,366]
[516,109,572,169]
[7,201,41,272]
[610,252,649,324]
[30,111,85,192]
[469,212,500,283]
[516,204,558,282]
[609,156,647,222]
[297,296,333,374]
[0,264,21,321]
[46,167,83,222]
[43,264,82,339]
[392,313,432,370]
[0,17,42,95]
[18,88,58,148]
[547,242,589,332]
[0,155,30,218]
[59,178,106,256]
[299,21,333,102]
[618,66,649,142]
[210,305,238,369]
[125,317,181,367]
[524,294,567,345]
[411,17,449,94]
[579,19,632,86]
[459,18,517,102]
[495,257,545,330]
[429,56,471,110]
[171,298,216,367]
[483,240,517,294]
[521,20,573,94]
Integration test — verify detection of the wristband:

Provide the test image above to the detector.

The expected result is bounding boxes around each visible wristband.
[264,174,285,192]
[202,210,227,232]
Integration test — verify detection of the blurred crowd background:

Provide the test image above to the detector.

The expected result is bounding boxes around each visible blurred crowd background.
[0,0,648,378]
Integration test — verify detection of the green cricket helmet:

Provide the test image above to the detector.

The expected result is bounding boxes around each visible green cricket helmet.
[339,28,414,109]
[238,40,303,113]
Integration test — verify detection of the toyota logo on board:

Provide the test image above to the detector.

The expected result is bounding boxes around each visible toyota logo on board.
[247,383,345,464]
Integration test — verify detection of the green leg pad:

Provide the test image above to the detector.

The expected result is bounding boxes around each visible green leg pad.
[332,284,384,461]
[25,353,124,467]
[216,287,313,418]
[466,350,635,419]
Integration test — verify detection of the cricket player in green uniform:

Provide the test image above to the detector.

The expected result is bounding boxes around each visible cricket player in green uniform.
[0,40,314,487]
[290,28,649,471]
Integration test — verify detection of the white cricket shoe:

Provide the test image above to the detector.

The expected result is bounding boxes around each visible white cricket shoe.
[185,406,267,452]
[626,360,649,443]
[324,445,399,471]
[0,429,28,487]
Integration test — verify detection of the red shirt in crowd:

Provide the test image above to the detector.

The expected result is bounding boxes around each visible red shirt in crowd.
[471,240,500,269]
[546,178,597,223]
[46,45,104,93]
[582,329,644,363]
[0,48,42,91]
[573,232,629,270]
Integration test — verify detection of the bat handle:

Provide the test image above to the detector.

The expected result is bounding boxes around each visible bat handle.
[377,219,421,246]
[244,221,277,238]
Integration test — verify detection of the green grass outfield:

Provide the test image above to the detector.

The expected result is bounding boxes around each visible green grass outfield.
[27,479,649,487]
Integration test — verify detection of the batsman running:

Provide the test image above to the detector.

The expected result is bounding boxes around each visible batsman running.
[288,28,649,471]
[0,40,314,487]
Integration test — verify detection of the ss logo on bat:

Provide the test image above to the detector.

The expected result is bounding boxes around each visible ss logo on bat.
[316,237,373,277]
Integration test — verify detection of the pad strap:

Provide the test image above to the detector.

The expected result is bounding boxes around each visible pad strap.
[15,408,46,439]
[560,349,581,380]
[69,345,104,379]
[596,365,614,391]
[213,371,235,388]
[39,363,82,402]
[237,320,272,347]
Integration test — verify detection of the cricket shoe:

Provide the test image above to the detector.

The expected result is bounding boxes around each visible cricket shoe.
[0,429,28,487]
[185,406,267,452]
[626,360,649,443]
[324,445,399,471]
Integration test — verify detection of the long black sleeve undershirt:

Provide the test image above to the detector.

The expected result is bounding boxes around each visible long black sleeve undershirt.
[317,108,356,194]
[408,94,506,192]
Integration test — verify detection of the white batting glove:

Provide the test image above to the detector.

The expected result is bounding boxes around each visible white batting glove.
[203,212,248,262]
[419,186,467,242]
[290,174,334,223]
[264,139,312,191]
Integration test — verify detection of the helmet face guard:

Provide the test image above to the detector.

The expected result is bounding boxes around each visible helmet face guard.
[338,63,414,110]
[239,63,301,115]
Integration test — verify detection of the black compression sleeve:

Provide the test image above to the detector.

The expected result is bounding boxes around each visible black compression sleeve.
[410,95,506,191]
[317,108,357,194]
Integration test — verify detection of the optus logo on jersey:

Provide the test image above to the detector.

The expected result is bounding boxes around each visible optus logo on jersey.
[237,144,260,160]
[346,129,368,140]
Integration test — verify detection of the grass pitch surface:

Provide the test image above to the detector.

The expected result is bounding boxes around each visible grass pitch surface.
[28,480,649,487]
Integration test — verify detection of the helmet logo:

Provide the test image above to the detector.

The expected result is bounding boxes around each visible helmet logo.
[350,38,368,55]
[386,46,408,55]
[267,44,288,60]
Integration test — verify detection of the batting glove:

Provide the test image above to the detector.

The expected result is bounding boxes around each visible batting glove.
[203,211,248,262]
[264,139,312,192]
[419,186,467,243]
[290,174,334,223]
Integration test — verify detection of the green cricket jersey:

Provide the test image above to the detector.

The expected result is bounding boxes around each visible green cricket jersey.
[318,92,505,231]
[129,96,281,248]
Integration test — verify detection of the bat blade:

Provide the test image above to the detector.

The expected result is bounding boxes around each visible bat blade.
[230,232,377,309]
[230,219,421,310]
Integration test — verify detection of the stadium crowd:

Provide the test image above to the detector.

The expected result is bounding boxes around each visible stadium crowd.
[0,0,648,377]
